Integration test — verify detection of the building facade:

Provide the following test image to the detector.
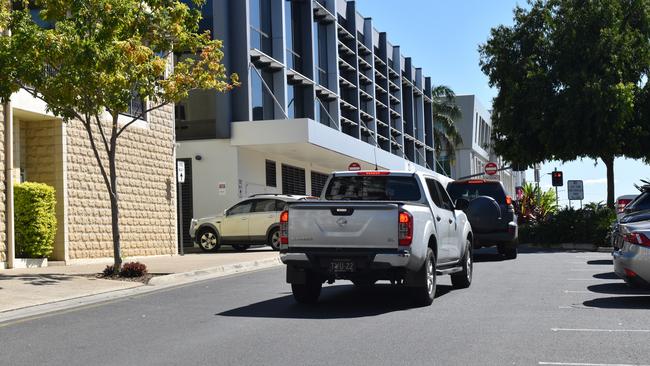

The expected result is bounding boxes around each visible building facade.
[176,0,453,242]
[1,89,177,268]
[444,95,525,195]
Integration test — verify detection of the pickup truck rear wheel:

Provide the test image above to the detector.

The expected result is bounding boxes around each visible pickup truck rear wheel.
[451,240,473,289]
[291,271,322,304]
[410,248,436,306]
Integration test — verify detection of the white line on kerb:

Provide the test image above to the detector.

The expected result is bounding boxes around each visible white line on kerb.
[539,362,650,366]
[551,328,650,333]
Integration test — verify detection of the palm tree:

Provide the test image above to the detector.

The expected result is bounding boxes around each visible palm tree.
[432,85,463,175]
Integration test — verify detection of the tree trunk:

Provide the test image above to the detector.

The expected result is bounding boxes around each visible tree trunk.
[602,156,615,209]
[109,130,121,269]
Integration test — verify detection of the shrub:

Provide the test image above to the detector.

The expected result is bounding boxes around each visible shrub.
[14,182,57,258]
[103,265,118,277]
[119,262,148,278]
[520,203,616,246]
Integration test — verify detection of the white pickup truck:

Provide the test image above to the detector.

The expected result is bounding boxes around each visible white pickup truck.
[279,170,474,306]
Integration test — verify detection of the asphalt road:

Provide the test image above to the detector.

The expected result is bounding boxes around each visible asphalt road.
[1,247,649,366]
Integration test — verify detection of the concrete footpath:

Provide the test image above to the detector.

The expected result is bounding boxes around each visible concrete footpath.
[0,247,281,322]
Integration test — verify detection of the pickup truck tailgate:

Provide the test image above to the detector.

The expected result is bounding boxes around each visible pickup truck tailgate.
[288,202,399,249]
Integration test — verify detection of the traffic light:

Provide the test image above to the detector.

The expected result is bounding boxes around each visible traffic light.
[552,171,563,187]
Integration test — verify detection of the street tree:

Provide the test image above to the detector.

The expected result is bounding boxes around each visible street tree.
[432,85,462,172]
[479,0,650,208]
[0,0,239,268]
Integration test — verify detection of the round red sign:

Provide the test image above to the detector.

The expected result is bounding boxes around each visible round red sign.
[485,162,498,175]
[348,162,361,171]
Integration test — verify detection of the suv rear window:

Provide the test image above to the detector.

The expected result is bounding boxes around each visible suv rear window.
[447,181,507,204]
[324,175,421,201]
[627,191,650,212]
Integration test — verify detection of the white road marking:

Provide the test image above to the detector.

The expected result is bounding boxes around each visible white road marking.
[551,328,650,333]
[539,362,650,366]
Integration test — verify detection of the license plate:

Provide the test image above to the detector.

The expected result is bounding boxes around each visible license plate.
[330,260,355,273]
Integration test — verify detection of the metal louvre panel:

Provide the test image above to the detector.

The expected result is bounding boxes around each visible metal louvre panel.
[282,164,306,195]
[265,160,277,187]
[311,171,329,196]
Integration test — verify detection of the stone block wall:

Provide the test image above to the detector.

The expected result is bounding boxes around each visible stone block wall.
[23,120,66,260]
[66,106,177,259]
[0,104,6,263]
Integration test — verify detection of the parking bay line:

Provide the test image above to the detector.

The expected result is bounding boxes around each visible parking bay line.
[551,328,650,333]
[539,362,650,366]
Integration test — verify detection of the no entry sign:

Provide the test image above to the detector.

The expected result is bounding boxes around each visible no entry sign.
[348,162,361,171]
[485,162,498,176]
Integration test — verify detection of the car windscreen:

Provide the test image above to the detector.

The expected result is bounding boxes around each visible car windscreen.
[447,182,507,204]
[324,175,421,201]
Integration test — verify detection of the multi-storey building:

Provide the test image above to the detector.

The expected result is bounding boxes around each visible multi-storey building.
[176,0,453,244]
[444,95,525,195]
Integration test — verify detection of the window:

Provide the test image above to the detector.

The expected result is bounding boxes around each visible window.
[425,179,443,208]
[265,160,277,187]
[251,67,275,120]
[447,181,507,205]
[287,84,305,119]
[434,180,455,211]
[123,91,146,120]
[285,0,304,73]
[275,200,289,211]
[311,171,329,196]
[252,199,278,213]
[628,192,650,211]
[250,0,273,55]
[313,22,329,88]
[282,164,306,195]
[324,176,421,201]
[228,201,253,215]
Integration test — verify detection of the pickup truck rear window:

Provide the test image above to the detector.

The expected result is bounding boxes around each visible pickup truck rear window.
[447,182,507,204]
[324,175,421,201]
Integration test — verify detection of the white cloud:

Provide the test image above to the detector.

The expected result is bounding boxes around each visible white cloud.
[583,178,617,185]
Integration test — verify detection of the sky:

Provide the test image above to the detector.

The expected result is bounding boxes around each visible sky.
[354,0,650,206]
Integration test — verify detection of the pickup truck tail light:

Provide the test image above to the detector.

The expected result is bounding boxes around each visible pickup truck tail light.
[624,232,650,248]
[505,195,513,206]
[398,209,413,246]
[280,210,289,245]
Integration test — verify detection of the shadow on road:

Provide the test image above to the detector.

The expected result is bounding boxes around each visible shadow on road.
[593,272,619,280]
[587,259,613,265]
[217,284,453,319]
[583,296,650,310]
[587,283,650,295]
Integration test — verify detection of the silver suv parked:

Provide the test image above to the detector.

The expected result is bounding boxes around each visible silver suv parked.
[190,195,315,252]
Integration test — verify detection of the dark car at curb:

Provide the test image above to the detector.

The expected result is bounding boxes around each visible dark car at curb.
[447,179,518,259]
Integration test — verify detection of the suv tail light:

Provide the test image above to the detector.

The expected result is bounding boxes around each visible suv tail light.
[279,210,289,245]
[617,199,632,213]
[505,195,513,206]
[624,232,650,248]
[398,209,413,246]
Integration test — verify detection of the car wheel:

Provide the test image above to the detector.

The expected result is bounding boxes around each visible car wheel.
[268,228,281,251]
[410,248,436,306]
[291,270,322,304]
[232,244,250,252]
[504,246,518,260]
[451,239,473,289]
[197,227,220,252]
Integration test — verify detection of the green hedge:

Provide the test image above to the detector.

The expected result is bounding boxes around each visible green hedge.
[520,205,615,247]
[15,182,57,258]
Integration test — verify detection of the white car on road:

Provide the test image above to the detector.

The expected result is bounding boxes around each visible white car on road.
[190,195,315,252]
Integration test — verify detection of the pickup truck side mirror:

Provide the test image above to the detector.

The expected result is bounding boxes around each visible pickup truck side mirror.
[455,198,470,211]
[224,209,229,216]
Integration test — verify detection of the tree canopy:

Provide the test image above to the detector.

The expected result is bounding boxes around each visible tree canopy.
[0,0,238,266]
[479,0,650,207]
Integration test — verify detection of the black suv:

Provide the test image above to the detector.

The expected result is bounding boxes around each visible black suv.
[447,179,518,259]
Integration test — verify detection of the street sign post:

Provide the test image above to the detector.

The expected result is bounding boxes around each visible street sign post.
[567,180,584,208]
[485,162,498,176]
[176,161,185,255]
[348,162,361,171]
